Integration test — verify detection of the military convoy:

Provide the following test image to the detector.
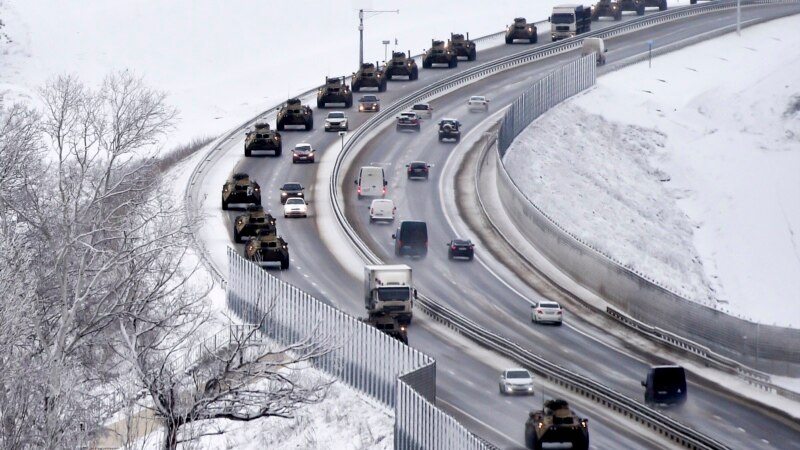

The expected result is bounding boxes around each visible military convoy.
[423,39,458,69]
[384,51,419,80]
[244,228,290,270]
[505,18,539,44]
[221,173,261,210]
[244,120,282,157]
[317,76,353,108]
[524,399,589,450]
[352,62,387,92]
[450,32,477,61]
[276,98,314,131]
[233,205,277,243]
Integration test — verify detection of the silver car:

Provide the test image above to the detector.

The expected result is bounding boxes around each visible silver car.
[531,300,563,325]
[499,368,534,395]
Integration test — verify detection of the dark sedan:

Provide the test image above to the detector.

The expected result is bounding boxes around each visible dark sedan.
[279,182,305,204]
[406,161,431,179]
[447,238,474,260]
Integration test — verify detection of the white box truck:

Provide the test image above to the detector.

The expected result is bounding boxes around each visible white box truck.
[364,264,415,324]
[550,4,592,41]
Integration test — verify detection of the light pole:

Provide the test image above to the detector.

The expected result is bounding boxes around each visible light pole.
[359,9,399,66]
[382,40,390,65]
[338,131,346,152]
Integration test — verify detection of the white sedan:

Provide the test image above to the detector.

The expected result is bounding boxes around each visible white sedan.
[467,95,489,112]
[498,368,534,395]
[531,300,563,325]
[283,197,308,218]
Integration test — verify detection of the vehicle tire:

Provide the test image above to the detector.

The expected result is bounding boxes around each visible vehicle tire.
[345,98,353,108]
[455,135,461,143]
[293,159,298,164]
[280,257,289,270]
[615,12,622,20]
[505,36,513,44]
[234,228,242,243]
[469,49,476,61]
[245,147,252,157]
[556,321,563,326]
[275,147,282,157]
[422,58,431,69]
[222,196,229,211]
[317,100,323,108]
[449,58,458,68]
[530,35,537,44]
[468,255,473,261]
[305,119,313,131]
[690,0,696,3]
[637,6,645,15]
[310,157,315,163]
[352,81,360,92]
[499,385,504,395]
[276,120,284,131]
[660,0,667,10]
[411,68,419,80]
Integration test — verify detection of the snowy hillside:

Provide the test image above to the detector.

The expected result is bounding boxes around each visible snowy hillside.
[504,14,800,326]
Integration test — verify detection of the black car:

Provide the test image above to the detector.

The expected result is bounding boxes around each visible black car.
[279,182,305,204]
[393,220,428,257]
[447,238,474,260]
[406,161,431,179]
[642,365,687,406]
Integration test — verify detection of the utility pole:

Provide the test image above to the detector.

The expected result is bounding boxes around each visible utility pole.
[359,9,399,66]
[736,0,741,36]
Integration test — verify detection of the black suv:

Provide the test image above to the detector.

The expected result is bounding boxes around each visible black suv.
[406,161,431,180]
[279,182,305,204]
[438,118,461,142]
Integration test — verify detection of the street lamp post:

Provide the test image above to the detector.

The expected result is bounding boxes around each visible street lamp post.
[382,40,391,65]
[338,131,346,152]
[359,9,399,66]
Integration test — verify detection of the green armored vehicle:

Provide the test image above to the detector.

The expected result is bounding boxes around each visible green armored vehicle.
[221,173,261,210]
[619,0,647,15]
[276,98,314,131]
[360,312,408,345]
[422,39,457,69]
[244,120,282,157]
[352,62,387,92]
[233,205,277,243]
[317,76,353,108]
[525,399,589,450]
[244,228,290,270]
[384,50,419,81]
[591,0,623,20]
[450,32,476,61]
[505,18,538,44]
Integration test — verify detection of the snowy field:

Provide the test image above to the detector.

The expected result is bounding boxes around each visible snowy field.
[504,14,800,327]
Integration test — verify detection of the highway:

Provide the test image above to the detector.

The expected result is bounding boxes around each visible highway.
[194,4,800,448]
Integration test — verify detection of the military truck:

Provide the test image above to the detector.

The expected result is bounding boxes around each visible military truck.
[505,18,538,44]
[244,228,290,270]
[244,120,282,157]
[438,118,461,142]
[524,399,589,450]
[276,98,313,131]
[233,205,277,243]
[384,50,419,80]
[360,313,408,345]
[619,0,646,15]
[317,76,353,108]
[352,62,387,92]
[648,0,668,10]
[221,173,261,210]
[450,32,477,61]
[422,39,458,69]
[591,0,623,20]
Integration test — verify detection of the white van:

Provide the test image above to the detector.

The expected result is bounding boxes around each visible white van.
[581,37,607,66]
[368,199,396,223]
[354,166,387,199]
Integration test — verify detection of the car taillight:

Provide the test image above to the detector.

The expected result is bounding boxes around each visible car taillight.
[358,186,362,194]
[370,209,374,215]
[536,309,543,315]
[382,186,387,194]
[451,245,457,250]
[557,310,562,315]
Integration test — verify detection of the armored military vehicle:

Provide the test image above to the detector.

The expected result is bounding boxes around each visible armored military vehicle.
[438,118,461,142]
[450,32,477,61]
[647,0,668,10]
[591,0,623,20]
[244,228,290,270]
[244,120,282,157]
[233,205,277,243]
[352,62,387,92]
[317,76,353,108]
[619,0,646,15]
[276,98,313,131]
[360,312,408,345]
[524,399,589,450]
[384,50,419,81]
[505,18,538,44]
[221,173,261,210]
[422,39,457,69]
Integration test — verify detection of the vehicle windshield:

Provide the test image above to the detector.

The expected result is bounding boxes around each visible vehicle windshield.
[539,302,560,309]
[328,112,345,119]
[551,13,575,24]
[653,367,685,390]
[507,370,530,379]
[470,96,485,102]
[412,104,430,110]
[286,198,304,205]
[282,183,302,191]
[295,144,312,152]
[362,96,378,102]
[376,287,411,301]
